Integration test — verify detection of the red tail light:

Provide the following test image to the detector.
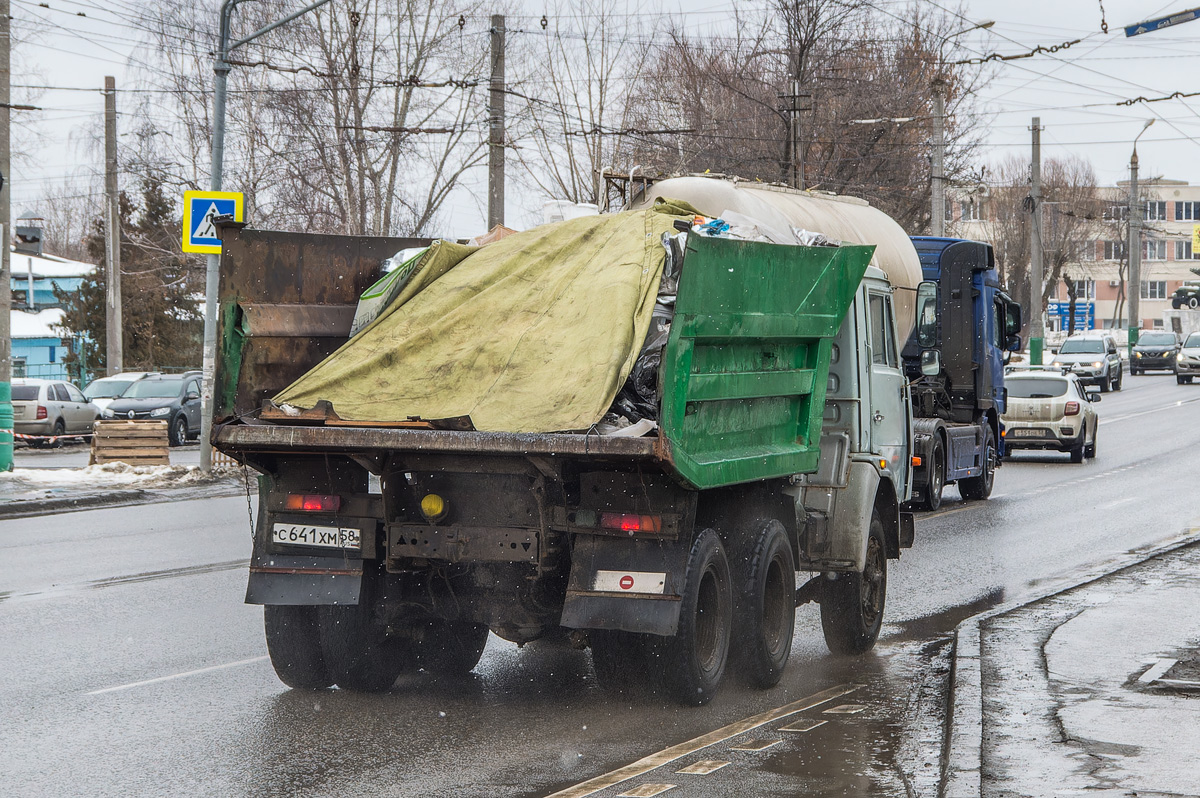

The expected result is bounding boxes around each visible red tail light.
[1064,401,1080,416]
[285,494,342,512]
[600,513,662,533]
[36,405,47,420]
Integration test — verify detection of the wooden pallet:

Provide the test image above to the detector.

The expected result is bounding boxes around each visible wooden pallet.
[90,420,170,466]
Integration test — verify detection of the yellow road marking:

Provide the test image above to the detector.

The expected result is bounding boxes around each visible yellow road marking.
[616,785,676,797]
[822,703,866,714]
[675,760,729,775]
[544,683,860,798]
[730,738,780,752]
[779,718,827,733]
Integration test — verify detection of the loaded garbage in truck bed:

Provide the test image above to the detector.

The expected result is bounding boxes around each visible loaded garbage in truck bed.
[212,190,915,705]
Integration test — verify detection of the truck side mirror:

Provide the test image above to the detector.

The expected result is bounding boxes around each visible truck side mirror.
[916,281,938,348]
[1007,334,1022,352]
[920,349,941,376]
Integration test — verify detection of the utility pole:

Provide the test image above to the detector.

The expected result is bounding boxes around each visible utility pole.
[1029,117,1044,364]
[931,80,946,236]
[487,14,505,229]
[1127,150,1142,343]
[790,79,803,190]
[0,0,12,472]
[104,76,123,376]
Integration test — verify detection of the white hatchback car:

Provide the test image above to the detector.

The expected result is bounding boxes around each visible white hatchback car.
[1001,370,1100,463]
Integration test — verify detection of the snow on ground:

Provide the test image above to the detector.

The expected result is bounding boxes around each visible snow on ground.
[1,463,245,494]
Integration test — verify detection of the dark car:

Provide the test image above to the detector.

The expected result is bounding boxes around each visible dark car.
[102,372,202,446]
[1131,331,1180,375]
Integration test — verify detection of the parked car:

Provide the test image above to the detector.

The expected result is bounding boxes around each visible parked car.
[1130,330,1180,375]
[1171,280,1200,309]
[1176,332,1200,384]
[82,372,160,412]
[1001,370,1100,463]
[101,372,203,446]
[1049,332,1123,391]
[10,377,101,446]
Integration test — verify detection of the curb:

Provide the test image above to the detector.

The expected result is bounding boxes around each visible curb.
[0,483,246,520]
[941,525,1200,798]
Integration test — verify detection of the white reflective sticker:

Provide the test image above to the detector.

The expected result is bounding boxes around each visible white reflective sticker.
[592,570,666,594]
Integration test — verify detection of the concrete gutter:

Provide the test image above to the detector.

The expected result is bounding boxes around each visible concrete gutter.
[942,524,1200,798]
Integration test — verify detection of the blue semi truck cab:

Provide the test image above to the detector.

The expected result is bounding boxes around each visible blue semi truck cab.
[902,237,1023,510]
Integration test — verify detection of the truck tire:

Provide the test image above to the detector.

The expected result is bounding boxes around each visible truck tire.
[1190,296,1200,309]
[264,605,333,689]
[921,437,945,511]
[416,620,489,675]
[732,520,796,689]
[319,589,413,692]
[658,529,732,705]
[819,509,886,655]
[958,426,996,500]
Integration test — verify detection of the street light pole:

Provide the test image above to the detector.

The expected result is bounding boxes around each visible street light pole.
[1126,119,1154,356]
[199,0,335,472]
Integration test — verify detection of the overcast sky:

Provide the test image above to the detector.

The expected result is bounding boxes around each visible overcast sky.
[9,0,1200,237]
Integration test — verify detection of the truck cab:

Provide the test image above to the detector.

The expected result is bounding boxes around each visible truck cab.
[903,237,1022,510]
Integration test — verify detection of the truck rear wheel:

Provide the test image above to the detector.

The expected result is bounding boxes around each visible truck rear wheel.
[416,620,489,675]
[658,529,732,705]
[319,591,413,692]
[820,509,886,655]
[732,521,796,689]
[958,426,996,500]
[264,605,333,689]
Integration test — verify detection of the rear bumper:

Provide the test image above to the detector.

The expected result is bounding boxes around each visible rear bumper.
[13,420,54,435]
[1003,426,1083,452]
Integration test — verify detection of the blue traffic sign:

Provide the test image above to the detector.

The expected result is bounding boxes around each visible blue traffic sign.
[1125,7,1200,36]
[182,190,244,254]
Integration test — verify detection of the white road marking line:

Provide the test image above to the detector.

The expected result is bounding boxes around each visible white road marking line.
[86,656,269,695]
[1100,497,1138,510]
[1103,396,1200,425]
[544,683,860,798]
[1137,658,1178,684]
[779,719,827,733]
[822,703,866,714]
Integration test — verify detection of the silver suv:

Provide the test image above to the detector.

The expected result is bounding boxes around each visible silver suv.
[1050,332,1123,392]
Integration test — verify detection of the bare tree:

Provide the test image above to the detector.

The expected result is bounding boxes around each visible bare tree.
[135,0,488,237]
[618,1,984,232]
[504,0,652,210]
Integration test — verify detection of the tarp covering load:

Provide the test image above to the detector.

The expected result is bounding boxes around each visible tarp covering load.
[273,200,699,433]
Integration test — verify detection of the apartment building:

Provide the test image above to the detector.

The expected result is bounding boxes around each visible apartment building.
[948,177,1200,332]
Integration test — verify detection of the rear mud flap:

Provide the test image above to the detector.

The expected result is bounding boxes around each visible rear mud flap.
[245,554,363,605]
[560,535,688,636]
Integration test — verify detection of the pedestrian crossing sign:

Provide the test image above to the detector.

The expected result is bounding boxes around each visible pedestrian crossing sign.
[182,190,244,254]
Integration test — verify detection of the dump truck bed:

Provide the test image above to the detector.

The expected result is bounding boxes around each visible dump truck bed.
[211,219,872,488]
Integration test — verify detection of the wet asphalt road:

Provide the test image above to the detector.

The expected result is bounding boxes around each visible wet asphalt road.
[1,374,1196,797]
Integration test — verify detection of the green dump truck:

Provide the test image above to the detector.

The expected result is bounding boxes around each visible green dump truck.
[212,195,915,705]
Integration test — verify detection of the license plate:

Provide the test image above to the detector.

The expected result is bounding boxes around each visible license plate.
[271,523,361,549]
[1009,428,1046,438]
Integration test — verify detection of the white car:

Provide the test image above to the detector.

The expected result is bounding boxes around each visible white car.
[1176,332,1200,384]
[10,378,101,446]
[1001,370,1100,463]
[82,372,159,411]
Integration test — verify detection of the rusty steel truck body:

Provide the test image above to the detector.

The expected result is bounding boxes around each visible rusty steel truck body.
[211,183,917,705]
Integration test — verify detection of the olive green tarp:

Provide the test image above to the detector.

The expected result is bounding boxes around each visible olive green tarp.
[274,199,699,433]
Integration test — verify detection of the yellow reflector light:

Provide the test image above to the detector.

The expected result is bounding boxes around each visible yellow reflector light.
[911,456,922,467]
[879,459,887,470]
[420,493,447,521]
